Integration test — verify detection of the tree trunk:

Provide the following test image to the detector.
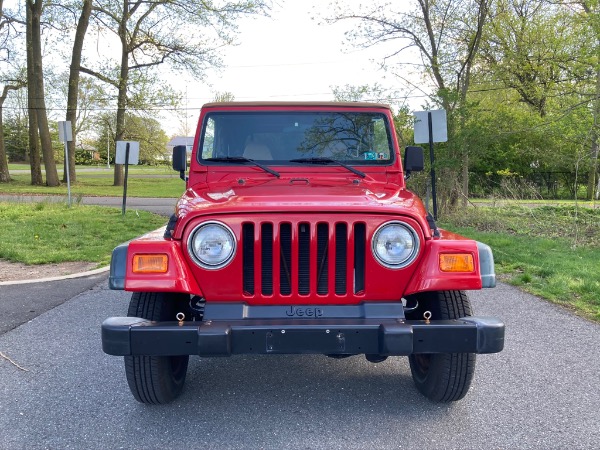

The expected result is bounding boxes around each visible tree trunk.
[0,98,10,183]
[587,51,600,200]
[0,6,13,182]
[30,0,59,187]
[113,76,126,186]
[461,151,469,207]
[0,84,25,182]
[460,0,489,208]
[113,4,129,187]
[25,0,43,186]
[65,0,92,184]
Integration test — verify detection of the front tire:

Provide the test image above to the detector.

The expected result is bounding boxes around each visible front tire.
[406,290,476,402]
[124,292,190,404]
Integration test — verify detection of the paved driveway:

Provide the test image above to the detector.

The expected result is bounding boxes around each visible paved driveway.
[0,281,598,449]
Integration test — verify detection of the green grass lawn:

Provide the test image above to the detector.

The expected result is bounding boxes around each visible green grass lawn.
[470,197,599,208]
[442,205,600,322]
[7,163,176,174]
[0,173,184,198]
[0,202,167,266]
[1,196,598,322]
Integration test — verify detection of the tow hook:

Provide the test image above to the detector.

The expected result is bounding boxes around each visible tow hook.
[423,311,432,325]
[176,312,185,326]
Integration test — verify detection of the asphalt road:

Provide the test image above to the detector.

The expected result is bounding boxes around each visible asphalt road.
[0,280,599,449]
[0,274,107,335]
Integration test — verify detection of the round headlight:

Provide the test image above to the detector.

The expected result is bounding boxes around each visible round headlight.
[188,221,236,269]
[372,221,419,268]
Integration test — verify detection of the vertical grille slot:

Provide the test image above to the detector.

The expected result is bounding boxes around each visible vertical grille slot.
[298,223,310,295]
[316,223,329,294]
[354,223,366,294]
[280,223,292,295]
[261,223,273,295]
[335,223,347,295]
[242,223,255,295]
[241,218,369,298]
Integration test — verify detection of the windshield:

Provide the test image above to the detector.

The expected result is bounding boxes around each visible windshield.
[199,111,394,165]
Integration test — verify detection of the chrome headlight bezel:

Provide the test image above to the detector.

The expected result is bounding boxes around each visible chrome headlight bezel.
[371,221,420,269]
[187,221,236,270]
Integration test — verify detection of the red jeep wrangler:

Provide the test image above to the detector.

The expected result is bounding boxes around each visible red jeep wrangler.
[102,101,504,404]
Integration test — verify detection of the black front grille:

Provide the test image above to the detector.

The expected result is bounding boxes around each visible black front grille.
[242,220,366,297]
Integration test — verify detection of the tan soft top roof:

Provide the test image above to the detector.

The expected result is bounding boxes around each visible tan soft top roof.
[201,101,392,109]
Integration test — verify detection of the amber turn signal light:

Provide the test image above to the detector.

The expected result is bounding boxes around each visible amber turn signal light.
[439,254,474,272]
[132,254,168,273]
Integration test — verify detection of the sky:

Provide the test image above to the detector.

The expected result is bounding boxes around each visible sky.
[2,0,426,137]
[170,0,424,136]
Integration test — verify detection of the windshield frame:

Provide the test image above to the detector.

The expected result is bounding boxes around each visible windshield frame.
[197,110,396,167]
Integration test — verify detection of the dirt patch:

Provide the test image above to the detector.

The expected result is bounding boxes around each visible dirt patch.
[0,260,100,282]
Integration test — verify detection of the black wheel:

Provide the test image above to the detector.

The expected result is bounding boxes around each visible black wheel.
[406,290,476,402]
[124,291,190,404]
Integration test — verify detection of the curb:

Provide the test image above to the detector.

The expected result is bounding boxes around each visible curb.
[0,266,110,286]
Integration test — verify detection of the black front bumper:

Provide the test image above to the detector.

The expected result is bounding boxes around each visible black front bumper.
[102,316,504,357]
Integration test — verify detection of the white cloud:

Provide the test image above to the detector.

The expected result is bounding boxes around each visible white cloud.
[170,0,423,135]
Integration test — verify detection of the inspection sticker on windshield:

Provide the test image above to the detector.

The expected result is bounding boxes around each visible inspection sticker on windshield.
[364,152,377,160]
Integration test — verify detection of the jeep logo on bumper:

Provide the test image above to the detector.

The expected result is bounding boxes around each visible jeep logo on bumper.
[286,306,323,317]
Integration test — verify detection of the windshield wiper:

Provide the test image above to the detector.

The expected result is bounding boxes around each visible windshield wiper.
[205,156,280,178]
[289,157,366,178]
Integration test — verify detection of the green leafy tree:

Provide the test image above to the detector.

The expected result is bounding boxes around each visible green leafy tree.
[0,80,25,182]
[94,112,169,165]
[122,114,169,164]
[26,0,59,186]
[213,91,236,102]
[573,0,600,199]
[329,0,491,210]
[481,1,591,118]
[1,1,45,185]
[0,1,27,183]
[3,111,29,163]
[478,0,596,199]
[80,0,269,186]
[63,0,93,183]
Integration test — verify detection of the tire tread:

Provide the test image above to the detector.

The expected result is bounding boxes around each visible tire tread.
[123,292,189,404]
[408,290,476,402]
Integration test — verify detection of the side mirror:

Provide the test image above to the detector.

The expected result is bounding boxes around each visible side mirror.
[172,145,187,181]
[403,146,424,178]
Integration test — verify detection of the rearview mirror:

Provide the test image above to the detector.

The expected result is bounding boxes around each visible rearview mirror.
[404,146,424,178]
[172,145,187,181]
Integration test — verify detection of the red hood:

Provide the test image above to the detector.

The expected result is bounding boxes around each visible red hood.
[174,176,430,239]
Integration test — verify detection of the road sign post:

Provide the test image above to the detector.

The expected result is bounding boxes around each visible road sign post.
[123,143,130,216]
[115,141,140,216]
[58,121,73,207]
[427,112,438,220]
[414,110,448,220]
